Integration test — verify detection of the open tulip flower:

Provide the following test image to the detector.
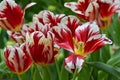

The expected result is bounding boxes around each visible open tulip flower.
[4,43,32,74]
[0,0,36,32]
[53,19,112,57]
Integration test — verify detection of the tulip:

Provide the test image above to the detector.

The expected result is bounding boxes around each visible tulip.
[4,43,32,74]
[0,0,36,32]
[53,19,112,57]
[64,0,98,21]
[96,0,120,29]
[26,31,58,66]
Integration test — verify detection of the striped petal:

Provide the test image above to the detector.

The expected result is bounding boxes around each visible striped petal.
[52,24,74,52]
[4,43,32,74]
[64,0,98,21]
[64,53,84,73]
[33,10,65,27]
[61,15,81,36]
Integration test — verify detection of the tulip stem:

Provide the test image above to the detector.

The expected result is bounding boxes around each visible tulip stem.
[35,64,43,80]
[18,75,22,80]
[55,59,61,80]
[72,68,78,80]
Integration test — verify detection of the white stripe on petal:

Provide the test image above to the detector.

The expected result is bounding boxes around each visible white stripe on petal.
[61,15,80,25]
[0,0,7,11]
[64,2,83,14]
[67,61,74,69]
[3,19,14,30]
[76,58,84,73]
[6,0,17,7]
[76,22,90,31]
[101,34,112,44]
[24,2,36,10]
[85,3,93,16]
[16,47,25,71]
[7,46,18,72]
[43,10,54,24]
[87,34,101,42]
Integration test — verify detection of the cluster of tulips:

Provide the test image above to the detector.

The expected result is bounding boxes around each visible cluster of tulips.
[0,0,120,79]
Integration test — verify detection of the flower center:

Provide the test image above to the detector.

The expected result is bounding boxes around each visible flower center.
[74,39,86,56]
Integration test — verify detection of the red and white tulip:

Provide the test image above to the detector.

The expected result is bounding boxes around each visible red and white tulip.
[64,0,98,21]
[53,20,112,57]
[26,31,58,66]
[0,0,36,32]
[4,43,32,74]
[96,0,120,29]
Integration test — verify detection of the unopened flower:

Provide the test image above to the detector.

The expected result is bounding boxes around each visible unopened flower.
[26,31,58,66]
[64,53,84,73]
[0,0,36,32]
[4,43,32,74]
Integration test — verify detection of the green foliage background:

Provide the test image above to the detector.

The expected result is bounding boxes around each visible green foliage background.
[0,0,120,80]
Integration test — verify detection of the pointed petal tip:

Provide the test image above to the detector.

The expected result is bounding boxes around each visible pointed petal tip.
[24,2,36,10]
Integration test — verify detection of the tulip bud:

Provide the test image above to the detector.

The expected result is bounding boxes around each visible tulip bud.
[4,43,32,74]
[0,0,36,32]
[26,31,58,66]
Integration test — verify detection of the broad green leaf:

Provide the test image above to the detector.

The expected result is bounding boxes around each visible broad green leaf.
[107,49,120,66]
[87,62,120,79]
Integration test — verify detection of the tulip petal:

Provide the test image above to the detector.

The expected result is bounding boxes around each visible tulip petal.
[61,15,81,36]
[52,24,74,52]
[64,53,84,73]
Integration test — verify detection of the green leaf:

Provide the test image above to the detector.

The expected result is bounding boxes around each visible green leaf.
[87,62,120,79]
[100,46,111,63]
[109,14,120,46]
[107,49,120,66]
